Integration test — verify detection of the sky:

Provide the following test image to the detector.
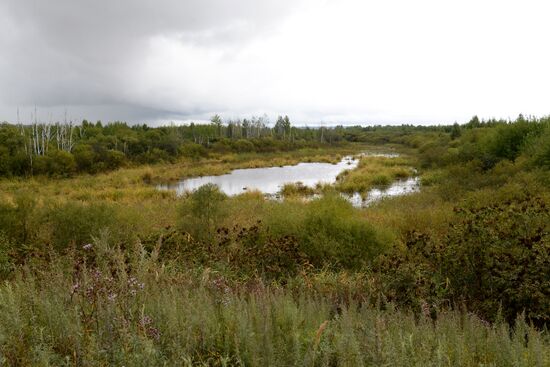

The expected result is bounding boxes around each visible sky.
[0,0,549,126]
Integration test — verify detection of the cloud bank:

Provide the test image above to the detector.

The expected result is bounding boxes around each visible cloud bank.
[0,0,549,125]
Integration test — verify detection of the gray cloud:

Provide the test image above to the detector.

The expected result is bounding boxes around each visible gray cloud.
[0,0,302,121]
[1,0,548,125]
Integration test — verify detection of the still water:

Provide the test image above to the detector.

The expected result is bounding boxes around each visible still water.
[158,156,358,196]
[347,177,420,207]
[158,155,419,206]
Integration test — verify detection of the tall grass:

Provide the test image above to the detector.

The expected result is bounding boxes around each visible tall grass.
[1,140,549,365]
[337,156,415,194]
[0,238,547,366]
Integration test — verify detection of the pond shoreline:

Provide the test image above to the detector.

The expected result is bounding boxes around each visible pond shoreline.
[158,152,420,206]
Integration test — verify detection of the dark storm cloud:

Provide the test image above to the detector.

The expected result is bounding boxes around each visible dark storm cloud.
[0,0,300,121]
[1,0,548,125]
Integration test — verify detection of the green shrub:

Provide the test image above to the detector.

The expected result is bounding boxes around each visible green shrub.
[233,139,255,153]
[46,201,117,250]
[136,148,172,164]
[148,223,309,279]
[0,233,14,279]
[47,150,77,177]
[444,196,550,325]
[99,149,126,170]
[0,191,37,245]
[178,142,207,160]
[523,122,550,169]
[267,194,390,269]
[31,155,51,175]
[376,196,550,326]
[178,183,227,242]
[73,144,97,172]
[487,118,543,162]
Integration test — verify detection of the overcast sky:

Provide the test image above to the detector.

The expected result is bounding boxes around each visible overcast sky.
[0,0,549,125]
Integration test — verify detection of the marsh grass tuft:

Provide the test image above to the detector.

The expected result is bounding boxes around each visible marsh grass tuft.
[336,156,415,193]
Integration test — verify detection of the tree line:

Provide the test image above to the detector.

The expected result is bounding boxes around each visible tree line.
[1,113,548,177]
[0,113,377,177]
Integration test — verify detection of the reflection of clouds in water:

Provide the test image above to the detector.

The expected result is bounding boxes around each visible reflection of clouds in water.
[157,152,420,206]
[358,152,400,158]
[346,177,420,207]
[159,156,359,196]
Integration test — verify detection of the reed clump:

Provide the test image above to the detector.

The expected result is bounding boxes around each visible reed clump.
[336,156,415,194]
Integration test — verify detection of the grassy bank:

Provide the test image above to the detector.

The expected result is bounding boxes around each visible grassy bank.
[0,144,373,203]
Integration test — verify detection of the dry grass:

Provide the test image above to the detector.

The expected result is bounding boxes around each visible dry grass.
[336,156,416,194]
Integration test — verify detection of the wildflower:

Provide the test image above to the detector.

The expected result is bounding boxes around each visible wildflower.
[92,269,102,279]
[127,277,144,293]
[71,283,80,294]
[82,243,93,250]
[420,301,431,318]
[146,327,160,341]
[140,315,153,326]
[85,286,95,301]
[139,315,160,340]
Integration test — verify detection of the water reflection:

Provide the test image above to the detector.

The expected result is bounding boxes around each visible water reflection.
[157,154,420,207]
[158,156,358,196]
[345,177,420,207]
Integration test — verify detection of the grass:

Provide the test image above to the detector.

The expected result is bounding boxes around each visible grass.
[0,145,368,203]
[1,141,550,365]
[0,145,371,236]
[280,182,316,197]
[336,156,415,194]
[0,239,547,366]
[361,188,456,239]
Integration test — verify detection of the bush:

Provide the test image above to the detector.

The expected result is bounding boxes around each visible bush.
[46,201,118,250]
[148,223,308,279]
[177,183,227,242]
[211,139,232,154]
[99,149,126,170]
[137,148,172,164]
[73,144,97,172]
[266,194,390,269]
[0,233,14,279]
[376,196,550,326]
[523,123,550,169]
[0,147,11,176]
[233,139,255,153]
[487,119,543,162]
[47,150,77,177]
[31,155,51,175]
[0,192,37,245]
[178,142,207,160]
[444,196,550,325]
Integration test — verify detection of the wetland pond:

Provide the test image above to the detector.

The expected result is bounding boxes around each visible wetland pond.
[158,154,419,207]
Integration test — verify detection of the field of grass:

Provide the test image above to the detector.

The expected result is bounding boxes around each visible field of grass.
[1,132,550,366]
[0,240,547,366]
[0,145,372,236]
[0,145,371,202]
